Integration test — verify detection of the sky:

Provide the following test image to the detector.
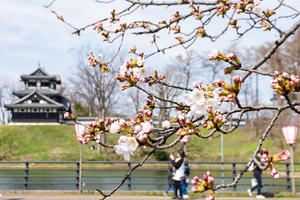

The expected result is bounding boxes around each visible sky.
[1,0,300,105]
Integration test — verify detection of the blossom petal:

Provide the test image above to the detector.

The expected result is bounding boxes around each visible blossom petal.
[123,151,131,161]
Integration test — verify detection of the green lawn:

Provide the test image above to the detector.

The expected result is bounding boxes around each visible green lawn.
[0,125,299,162]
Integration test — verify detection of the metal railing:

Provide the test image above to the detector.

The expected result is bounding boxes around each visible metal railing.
[0,161,299,192]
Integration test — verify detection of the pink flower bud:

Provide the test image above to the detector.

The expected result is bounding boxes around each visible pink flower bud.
[206,171,211,177]
[191,186,199,192]
[206,193,215,200]
[193,82,198,88]
[203,174,208,181]
[197,81,202,87]
[274,71,280,76]
[207,176,214,184]
[233,75,242,84]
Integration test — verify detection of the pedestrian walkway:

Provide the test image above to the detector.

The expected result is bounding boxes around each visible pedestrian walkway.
[0,195,297,200]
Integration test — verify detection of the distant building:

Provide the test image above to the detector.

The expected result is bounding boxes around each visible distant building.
[4,64,71,124]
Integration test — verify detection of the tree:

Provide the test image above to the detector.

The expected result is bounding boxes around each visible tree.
[0,77,8,125]
[69,46,122,153]
[49,0,300,198]
[152,66,183,127]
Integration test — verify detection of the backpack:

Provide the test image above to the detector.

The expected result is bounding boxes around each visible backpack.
[248,162,256,172]
[185,165,190,176]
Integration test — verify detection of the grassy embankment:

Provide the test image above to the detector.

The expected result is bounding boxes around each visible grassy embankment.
[0,125,299,164]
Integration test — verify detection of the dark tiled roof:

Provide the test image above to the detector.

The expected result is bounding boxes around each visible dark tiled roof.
[5,104,64,108]
[21,66,61,83]
[5,90,65,109]
[13,89,60,96]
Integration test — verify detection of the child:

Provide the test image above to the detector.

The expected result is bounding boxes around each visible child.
[164,167,176,197]
[181,161,190,199]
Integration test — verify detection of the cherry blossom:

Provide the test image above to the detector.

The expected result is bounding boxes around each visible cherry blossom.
[207,49,219,60]
[110,121,121,133]
[184,94,193,106]
[141,121,152,133]
[137,67,150,79]
[190,102,206,115]
[253,6,262,15]
[206,193,215,200]
[162,120,171,128]
[191,89,205,102]
[115,136,138,161]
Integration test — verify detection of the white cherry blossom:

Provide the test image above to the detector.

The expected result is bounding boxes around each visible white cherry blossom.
[190,102,207,115]
[137,67,150,79]
[141,121,152,133]
[110,121,121,133]
[190,89,204,102]
[253,6,262,15]
[184,94,193,106]
[162,120,171,128]
[206,97,219,111]
[210,49,220,58]
[114,137,138,161]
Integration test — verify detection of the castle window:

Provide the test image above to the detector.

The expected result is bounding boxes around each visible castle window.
[29,82,36,86]
[41,82,49,87]
[32,99,39,103]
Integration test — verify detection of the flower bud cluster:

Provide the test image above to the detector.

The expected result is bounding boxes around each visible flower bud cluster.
[93,21,104,33]
[174,114,201,136]
[137,21,152,29]
[235,0,251,14]
[87,51,110,72]
[171,25,180,34]
[217,4,230,18]
[171,10,180,20]
[63,112,75,120]
[158,19,170,27]
[188,1,202,20]
[195,25,206,38]
[108,9,120,23]
[191,171,215,200]
[128,46,137,54]
[260,148,291,179]
[263,9,276,18]
[207,49,241,74]
[175,36,184,45]
[228,18,241,29]
[80,118,110,145]
[101,31,111,41]
[270,71,300,96]
[114,23,127,34]
[259,18,271,31]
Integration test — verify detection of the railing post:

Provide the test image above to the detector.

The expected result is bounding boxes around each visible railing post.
[24,162,28,190]
[76,162,80,190]
[232,163,236,191]
[286,163,291,192]
[127,162,131,190]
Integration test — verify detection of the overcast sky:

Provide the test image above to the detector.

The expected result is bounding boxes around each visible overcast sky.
[1,0,299,105]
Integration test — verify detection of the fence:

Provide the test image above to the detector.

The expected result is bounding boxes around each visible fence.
[0,161,299,192]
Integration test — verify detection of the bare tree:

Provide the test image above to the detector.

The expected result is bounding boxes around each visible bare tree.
[0,77,8,125]
[69,46,122,153]
[152,66,183,127]
[170,49,200,89]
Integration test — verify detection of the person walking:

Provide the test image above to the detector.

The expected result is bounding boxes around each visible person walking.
[164,167,176,197]
[181,161,190,199]
[170,149,185,200]
[247,150,266,199]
